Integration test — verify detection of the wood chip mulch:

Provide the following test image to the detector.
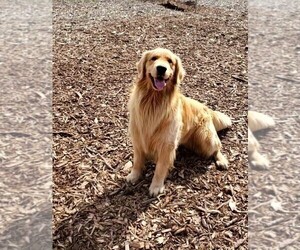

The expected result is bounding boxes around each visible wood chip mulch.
[53,1,248,249]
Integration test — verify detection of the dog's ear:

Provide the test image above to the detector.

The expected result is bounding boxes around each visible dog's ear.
[174,55,185,85]
[136,51,150,81]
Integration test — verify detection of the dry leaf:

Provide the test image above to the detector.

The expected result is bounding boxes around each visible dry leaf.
[270,198,283,211]
[178,170,184,178]
[156,236,165,244]
[124,241,130,250]
[224,231,233,238]
[264,231,277,238]
[228,198,237,211]
[75,91,83,99]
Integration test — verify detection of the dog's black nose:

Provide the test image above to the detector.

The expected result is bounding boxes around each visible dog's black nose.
[156,66,167,75]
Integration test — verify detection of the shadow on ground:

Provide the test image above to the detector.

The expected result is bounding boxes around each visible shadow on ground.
[54,147,215,249]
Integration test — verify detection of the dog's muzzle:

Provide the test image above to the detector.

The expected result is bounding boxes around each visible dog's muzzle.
[150,65,169,91]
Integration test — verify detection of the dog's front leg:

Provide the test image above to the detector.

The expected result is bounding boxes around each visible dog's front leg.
[126,146,145,184]
[149,144,176,196]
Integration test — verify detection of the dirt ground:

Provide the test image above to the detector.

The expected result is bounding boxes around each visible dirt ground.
[53,0,248,249]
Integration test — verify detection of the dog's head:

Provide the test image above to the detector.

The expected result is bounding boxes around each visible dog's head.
[136,48,185,91]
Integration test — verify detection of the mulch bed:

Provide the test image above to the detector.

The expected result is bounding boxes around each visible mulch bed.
[53,1,247,249]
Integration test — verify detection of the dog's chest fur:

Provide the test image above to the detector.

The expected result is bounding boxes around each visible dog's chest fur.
[129,89,182,157]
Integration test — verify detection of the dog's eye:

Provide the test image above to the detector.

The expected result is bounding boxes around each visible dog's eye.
[151,56,157,61]
[168,59,173,64]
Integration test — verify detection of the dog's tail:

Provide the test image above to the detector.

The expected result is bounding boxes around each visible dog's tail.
[248,111,275,132]
[213,111,232,132]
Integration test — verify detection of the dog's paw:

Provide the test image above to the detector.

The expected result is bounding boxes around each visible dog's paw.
[251,157,269,170]
[215,151,229,170]
[250,151,270,170]
[149,182,165,197]
[126,170,141,184]
[216,160,229,170]
[216,157,229,170]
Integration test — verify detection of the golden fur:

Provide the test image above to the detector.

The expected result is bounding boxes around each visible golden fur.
[248,111,275,169]
[126,48,232,196]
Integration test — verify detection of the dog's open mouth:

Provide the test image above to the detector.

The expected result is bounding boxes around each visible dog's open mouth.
[150,75,168,91]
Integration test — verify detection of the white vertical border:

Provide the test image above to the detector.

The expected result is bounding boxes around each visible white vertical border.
[0,0,52,248]
[249,0,299,248]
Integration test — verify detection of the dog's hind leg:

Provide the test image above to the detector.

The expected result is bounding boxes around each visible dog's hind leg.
[190,122,229,170]
[248,128,269,169]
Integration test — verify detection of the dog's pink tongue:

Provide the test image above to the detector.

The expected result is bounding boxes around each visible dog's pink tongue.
[154,78,166,91]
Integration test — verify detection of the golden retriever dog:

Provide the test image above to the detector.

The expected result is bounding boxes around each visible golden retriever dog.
[248,111,275,169]
[126,48,232,196]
